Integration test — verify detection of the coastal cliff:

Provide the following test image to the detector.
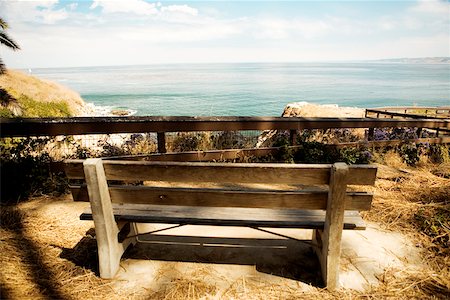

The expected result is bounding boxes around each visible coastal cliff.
[282,102,365,118]
[0,70,92,117]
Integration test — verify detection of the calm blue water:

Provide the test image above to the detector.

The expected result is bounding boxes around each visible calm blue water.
[32,63,450,116]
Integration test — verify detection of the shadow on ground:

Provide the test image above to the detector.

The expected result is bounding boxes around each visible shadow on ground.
[0,206,68,299]
[62,229,323,288]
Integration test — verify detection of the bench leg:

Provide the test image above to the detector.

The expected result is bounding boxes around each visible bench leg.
[118,221,139,249]
[84,158,124,279]
[313,163,348,291]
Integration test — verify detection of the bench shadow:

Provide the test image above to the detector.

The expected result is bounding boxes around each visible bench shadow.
[61,229,324,287]
[60,228,100,274]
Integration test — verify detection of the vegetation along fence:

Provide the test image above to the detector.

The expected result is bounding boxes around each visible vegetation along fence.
[1,114,449,162]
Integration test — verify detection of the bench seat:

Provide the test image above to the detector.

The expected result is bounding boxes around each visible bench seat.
[80,204,367,230]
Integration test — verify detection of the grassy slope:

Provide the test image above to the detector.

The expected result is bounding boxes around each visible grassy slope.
[0,70,88,117]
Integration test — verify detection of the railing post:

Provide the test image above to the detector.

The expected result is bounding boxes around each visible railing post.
[368,128,374,141]
[157,132,166,153]
[289,129,298,146]
[416,128,422,138]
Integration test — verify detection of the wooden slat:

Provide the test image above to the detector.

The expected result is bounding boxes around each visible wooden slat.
[70,185,373,210]
[103,147,281,162]
[64,160,377,185]
[79,204,367,230]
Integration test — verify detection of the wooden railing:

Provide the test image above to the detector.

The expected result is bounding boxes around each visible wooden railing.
[2,116,449,136]
[365,107,450,119]
[365,107,450,137]
[1,116,449,158]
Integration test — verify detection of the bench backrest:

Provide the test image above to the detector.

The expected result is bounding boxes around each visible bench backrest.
[64,159,377,211]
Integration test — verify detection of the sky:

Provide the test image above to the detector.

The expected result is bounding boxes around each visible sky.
[0,0,449,68]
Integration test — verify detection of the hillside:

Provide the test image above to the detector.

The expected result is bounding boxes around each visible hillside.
[0,70,91,117]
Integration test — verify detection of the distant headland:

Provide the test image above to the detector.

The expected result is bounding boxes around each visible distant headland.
[368,57,450,64]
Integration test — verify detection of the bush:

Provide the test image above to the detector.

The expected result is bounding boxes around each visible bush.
[169,132,212,152]
[414,207,450,253]
[0,137,68,203]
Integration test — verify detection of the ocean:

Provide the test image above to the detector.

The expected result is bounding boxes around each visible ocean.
[32,63,450,116]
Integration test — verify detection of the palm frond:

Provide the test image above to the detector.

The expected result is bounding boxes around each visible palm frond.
[0,57,5,75]
[0,17,8,30]
[0,32,20,50]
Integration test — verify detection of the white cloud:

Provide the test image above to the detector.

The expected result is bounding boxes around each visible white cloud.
[41,8,68,24]
[161,5,198,16]
[410,0,449,16]
[68,3,78,11]
[0,0,68,24]
[254,16,368,40]
[90,0,159,15]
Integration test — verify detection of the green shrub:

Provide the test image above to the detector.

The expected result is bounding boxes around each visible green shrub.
[339,147,372,164]
[211,131,253,150]
[294,142,340,163]
[414,207,450,253]
[429,144,450,164]
[18,94,72,117]
[0,107,13,117]
[170,132,212,152]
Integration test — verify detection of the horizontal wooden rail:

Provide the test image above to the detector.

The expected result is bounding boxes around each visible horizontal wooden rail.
[69,185,373,210]
[64,160,377,185]
[370,106,450,114]
[365,109,450,120]
[1,116,449,137]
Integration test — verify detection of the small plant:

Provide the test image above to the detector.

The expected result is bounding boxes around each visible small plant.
[429,144,450,164]
[211,131,253,150]
[170,132,212,152]
[294,142,340,163]
[339,147,372,164]
[122,133,157,155]
[414,207,450,254]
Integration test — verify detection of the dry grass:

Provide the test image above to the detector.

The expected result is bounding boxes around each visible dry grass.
[1,154,449,299]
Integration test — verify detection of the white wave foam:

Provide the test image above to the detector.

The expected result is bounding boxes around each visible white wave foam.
[83,103,137,116]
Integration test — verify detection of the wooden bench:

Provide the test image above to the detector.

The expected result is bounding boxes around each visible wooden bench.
[64,158,377,290]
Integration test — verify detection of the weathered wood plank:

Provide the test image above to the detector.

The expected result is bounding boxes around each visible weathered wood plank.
[70,184,373,210]
[80,204,367,230]
[65,160,377,185]
[2,116,449,137]
[83,158,123,279]
[319,162,349,290]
